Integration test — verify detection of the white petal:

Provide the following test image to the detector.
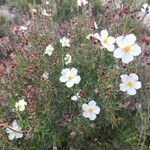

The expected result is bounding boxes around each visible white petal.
[16,126,22,131]
[120,74,129,83]
[94,106,100,114]
[120,83,127,92]
[122,53,134,64]
[148,6,150,13]
[83,111,90,118]
[143,3,149,9]
[60,39,63,44]
[16,133,23,139]
[73,75,81,84]
[116,36,124,47]
[94,21,98,29]
[141,8,146,13]
[66,80,74,88]
[83,0,88,5]
[82,104,88,111]
[105,44,115,52]
[59,75,67,82]
[61,68,70,75]
[77,0,81,6]
[124,34,136,45]
[6,128,13,134]
[129,73,138,81]
[108,36,115,44]
[66,43,70,47]
[18,106,25,112]
[93,33,101,41]
[89,113,96,121]
[130,44,141,56]
[70,68,77,76]
[20,99,27,105]
[101,30,108,39]
[12,120,18,128]
[71,95,78,101]
[86,34,93,39]
[134,81,142,89]
[127,87,136,95]
[113,48,124,58]
[88,100,96,107]
[8,133,15,140]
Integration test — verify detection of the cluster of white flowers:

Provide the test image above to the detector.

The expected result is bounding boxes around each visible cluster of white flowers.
[5,99,27,140]
[59,36,101,121]
[59,25,142,120]
[87,30,142,64]
[5,1,144,141]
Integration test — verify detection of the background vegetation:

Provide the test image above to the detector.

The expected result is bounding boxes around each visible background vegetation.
[0,0,150,149]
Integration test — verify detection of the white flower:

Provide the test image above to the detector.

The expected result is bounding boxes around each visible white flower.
[141,3,150,14]
[86,33,101,40]
[82,100,100,121]
[59,68,81,88]
[44,44,54,56]
[60,37,70,47]
[6,120,23,140]
[15,99,27,112]
[94,21,98,29]
[42,9,50,16]
[94,30,116,51]
[114,34,141,64]
[77,0,88,7]
[42,71,49,80]
[86,34,94,39]
[31,8,37,13]
[19,26,27,31]
[46,1,49,5]
[120,73,142,95]
[71,92,80,101]
[65,54,72,65]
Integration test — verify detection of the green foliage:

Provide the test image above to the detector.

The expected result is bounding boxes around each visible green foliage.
[53,0,78,22]
[0,0,149,149]
[0,14,6,25]
[6,0,41,12]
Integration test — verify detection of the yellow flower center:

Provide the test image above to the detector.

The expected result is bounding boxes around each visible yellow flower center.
[103,37,108,44]
[67,75,73,81]
[16,104,24,111]
[127,81,134,87]
[123,44,131,52]
[87,107,94,113]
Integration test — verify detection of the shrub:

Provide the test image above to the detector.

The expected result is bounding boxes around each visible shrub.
[0,0,149,149]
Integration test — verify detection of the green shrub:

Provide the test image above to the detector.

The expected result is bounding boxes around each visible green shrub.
[0,0,149,149]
